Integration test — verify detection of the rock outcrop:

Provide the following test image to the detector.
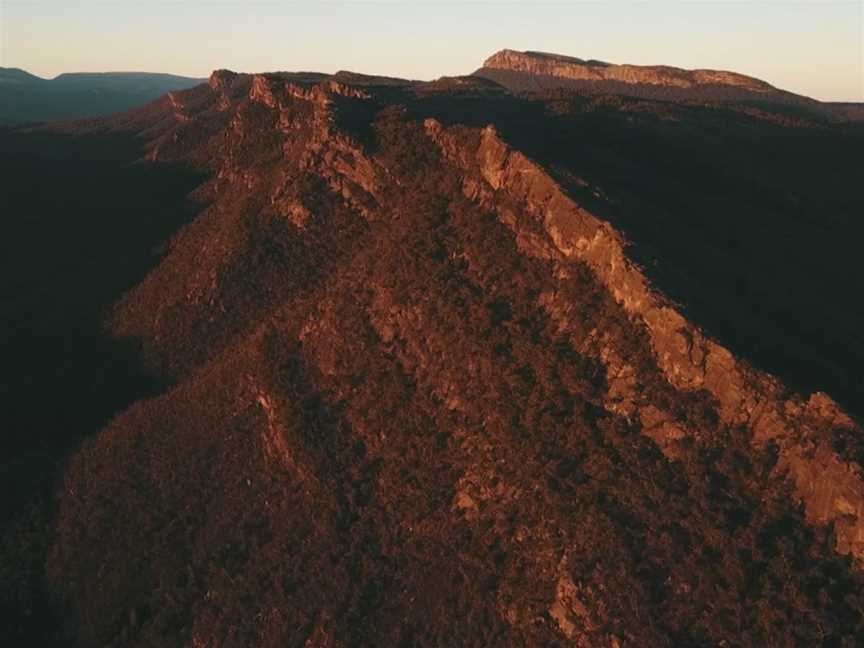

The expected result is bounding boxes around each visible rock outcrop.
[426,118,864,562]
[481,49,775,92]
[471,49,850,114]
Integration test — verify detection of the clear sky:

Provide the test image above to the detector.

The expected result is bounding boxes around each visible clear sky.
[1,0,862,101]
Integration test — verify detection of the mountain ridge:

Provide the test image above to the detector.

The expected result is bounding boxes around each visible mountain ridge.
[473,49,864,121]
[2,51,864,645]
[482,49,777,92]
[0,67,205,123]
[0,66,205,82]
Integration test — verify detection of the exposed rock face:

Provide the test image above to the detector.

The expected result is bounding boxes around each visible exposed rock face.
[3,54,864,647]
[425,118,864,562]
[472,49,859,116]
[482,49,775,92]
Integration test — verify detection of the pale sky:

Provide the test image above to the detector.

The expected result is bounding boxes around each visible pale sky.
[1,0,862,101]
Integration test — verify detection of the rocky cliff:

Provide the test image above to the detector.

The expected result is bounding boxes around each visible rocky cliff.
[473,49,864,120]
[2,54,864,646]
[481,49,775,92]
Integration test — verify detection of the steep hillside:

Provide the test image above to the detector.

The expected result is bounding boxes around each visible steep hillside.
[2,57,863,646]
[480,49,778,93]
[0,126,205,643]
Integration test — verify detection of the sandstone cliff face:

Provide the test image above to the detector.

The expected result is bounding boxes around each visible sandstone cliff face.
[472,49,854,116]
[4,60,863,646]
[482,49,775,92]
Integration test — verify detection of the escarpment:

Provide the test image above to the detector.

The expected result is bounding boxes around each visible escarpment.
[481,49,775,92]
[472,49,854,115]
[4,53,864,646]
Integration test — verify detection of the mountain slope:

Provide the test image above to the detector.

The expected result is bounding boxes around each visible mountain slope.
[0,67,205,123]
[2,57,864,646]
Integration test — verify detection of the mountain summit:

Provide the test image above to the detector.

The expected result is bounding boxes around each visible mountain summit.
[481,49,776,92]
[472,48,856,112]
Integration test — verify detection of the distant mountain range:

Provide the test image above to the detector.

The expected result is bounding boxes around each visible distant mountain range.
[0,68,205,123]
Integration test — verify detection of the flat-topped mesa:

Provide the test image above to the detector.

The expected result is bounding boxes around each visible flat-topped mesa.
[481,49,776,92]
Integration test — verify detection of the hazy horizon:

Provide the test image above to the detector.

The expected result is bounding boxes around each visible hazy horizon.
[2,1,862,102]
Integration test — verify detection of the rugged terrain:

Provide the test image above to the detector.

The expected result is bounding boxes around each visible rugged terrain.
[2,52,864,646]
[0,68,205,124]
[475,49,864,122]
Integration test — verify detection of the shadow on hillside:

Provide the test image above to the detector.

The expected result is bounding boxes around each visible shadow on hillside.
[408,94,864,422]
[0,128,206,643]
